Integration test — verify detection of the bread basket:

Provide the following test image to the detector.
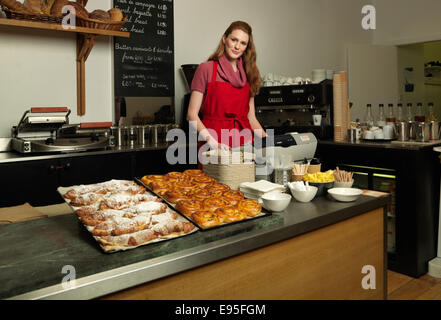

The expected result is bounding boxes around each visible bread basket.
[201,149,255,190]
[75,14,127,31]
[1,5,63,24]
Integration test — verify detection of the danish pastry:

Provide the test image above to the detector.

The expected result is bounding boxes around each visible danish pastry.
[163,190,190,204]
[187,189,212,201]
[206,183,230,194]
[202,197,230,212]
[237,199,262,217]
[149,180,170,196]
[141,174,166,186]
[191,175,216,188]
[216,206,247,223]
[175,199,203,217]
[183,169,206,178]
[191,211,221,229]
[222,190,244,206]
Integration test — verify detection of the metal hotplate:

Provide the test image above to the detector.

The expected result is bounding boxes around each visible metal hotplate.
[12,136,110,154]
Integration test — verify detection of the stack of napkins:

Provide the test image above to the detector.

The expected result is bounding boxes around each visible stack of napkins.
[239,180,286,200]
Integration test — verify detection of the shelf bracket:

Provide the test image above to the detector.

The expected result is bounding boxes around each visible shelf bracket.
[76,33,95,116]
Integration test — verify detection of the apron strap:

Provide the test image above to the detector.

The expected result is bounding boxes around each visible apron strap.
[211,61,217,83]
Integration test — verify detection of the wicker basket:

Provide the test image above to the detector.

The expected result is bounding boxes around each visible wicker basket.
[202,150,255,190]
[1,6,63,24]
[76,15,127,31]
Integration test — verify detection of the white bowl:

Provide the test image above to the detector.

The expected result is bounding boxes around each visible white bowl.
[333,180,354,188]
[327,188,362,202]
[289,185,318,203]
[261,192,292,212]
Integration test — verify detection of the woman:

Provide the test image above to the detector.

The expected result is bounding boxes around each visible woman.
[187,21,267,153]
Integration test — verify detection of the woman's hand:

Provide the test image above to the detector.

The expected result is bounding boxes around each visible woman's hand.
[207,136,230,151]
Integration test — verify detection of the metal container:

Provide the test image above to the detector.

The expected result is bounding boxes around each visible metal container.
[272,167,292,186]
[128,126,138,147]
[112,126,128,147]
[151,124,159,145]
[395,121,409,141]
[429,121,440,140]
[137,126,146,146]
[415,122,430,142]
[157,124,167,144]
[408,121,417,140]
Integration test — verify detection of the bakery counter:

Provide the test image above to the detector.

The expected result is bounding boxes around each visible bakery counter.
[1,193,389,300]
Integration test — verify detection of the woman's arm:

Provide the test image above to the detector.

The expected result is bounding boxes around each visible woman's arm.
[247,97,267,138]
[186,91,229,150]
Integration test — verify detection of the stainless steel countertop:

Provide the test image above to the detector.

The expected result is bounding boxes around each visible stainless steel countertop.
[3,194,389,300]
[0,143,174,163]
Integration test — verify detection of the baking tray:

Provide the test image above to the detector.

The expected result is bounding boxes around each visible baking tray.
[57,181,199,253]
[134,177,271,231]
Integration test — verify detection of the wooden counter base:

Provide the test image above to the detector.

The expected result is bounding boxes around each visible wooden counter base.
[101,208,385,300]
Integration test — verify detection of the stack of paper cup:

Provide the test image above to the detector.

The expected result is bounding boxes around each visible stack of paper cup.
[312,69,326,83]
[333,72,349,142]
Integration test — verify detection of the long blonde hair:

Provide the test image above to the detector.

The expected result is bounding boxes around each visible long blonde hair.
[208,21,261,96]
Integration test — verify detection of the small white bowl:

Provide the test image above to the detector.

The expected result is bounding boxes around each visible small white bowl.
[328,188,362,202]
[261,192,292,212]
[289,185,318,203]
[333,180,354,188]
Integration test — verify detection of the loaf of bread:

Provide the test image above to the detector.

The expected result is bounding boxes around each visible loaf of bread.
[24,0,46,13]
[108,8,123,22]
[0,0,33,13]
[89,9,110,21]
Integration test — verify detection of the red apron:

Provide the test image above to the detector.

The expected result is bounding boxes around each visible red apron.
[200,60,253,148]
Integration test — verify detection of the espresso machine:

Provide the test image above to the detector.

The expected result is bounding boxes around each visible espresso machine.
[254,79,334,140]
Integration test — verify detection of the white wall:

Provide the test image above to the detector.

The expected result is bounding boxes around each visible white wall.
[373,0,441,45]
[0,0,113,138]
[174,0,373,125]
[0,0,375,138]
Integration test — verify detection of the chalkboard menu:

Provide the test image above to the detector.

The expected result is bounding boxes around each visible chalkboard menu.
[114,0,174,97]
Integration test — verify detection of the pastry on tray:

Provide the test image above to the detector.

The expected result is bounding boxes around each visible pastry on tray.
[58,179,197,252]
[140,170,264,229]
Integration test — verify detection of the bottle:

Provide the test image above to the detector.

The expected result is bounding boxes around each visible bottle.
[396,103,404,122]
[427,102,437,121]
[377,104,386,127]
[364,104,375,127]
[406,103,413,121]
[386,103,396,123]
[415,102,425,122]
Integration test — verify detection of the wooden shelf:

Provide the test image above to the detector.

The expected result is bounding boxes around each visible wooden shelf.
[0,16,129,116]
[0,18,129,37]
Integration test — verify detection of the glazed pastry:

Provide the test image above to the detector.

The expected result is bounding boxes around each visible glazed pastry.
[222,190,244,206]
[165,171,188,182]
[148,180,170,196]
[206,183,230,195]
[175,199,203,217]
[202,197,230,212]
[237,199,262,217]
[191,175,216,188]
[183,169,206,178]
[187,189,212,202]
[191,210,221,229]
[173,180,196,193]
[216,206,247,223]
[141,174,166,186]
[163,190,190,204]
